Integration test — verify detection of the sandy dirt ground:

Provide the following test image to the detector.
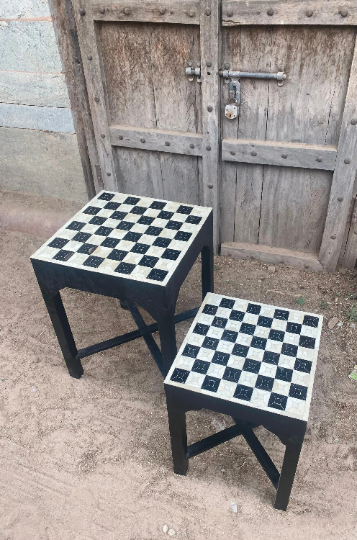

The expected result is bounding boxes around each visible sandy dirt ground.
[0,228,356,540]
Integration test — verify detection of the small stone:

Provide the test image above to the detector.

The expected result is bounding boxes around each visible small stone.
[337,322,343,327]
[267,265,276,273]
[349,323,355,328]
[168,529,176,537]
[163,525,168,534]
[328,317,339,329]
[230,502,238,513]
[334,438,339,443]
[221,468,225,473]
[31,386,38,392]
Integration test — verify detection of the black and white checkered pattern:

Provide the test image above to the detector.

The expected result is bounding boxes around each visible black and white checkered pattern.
[31,191,211,286]
[165,293,322,421]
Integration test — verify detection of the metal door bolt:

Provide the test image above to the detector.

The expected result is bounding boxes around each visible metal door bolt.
[251,151,257,156]
[205,9,211,16]
[207,106,213,112]
[101,134,105,138]
[306,10,313,17]
[159,8,166,15]
[88,55,92,60]
[99,8,105,14]
[344,158,351,164]
[330,235,336,240]
[123,7,131,15]
[316,157,322,162]
[118,135,123,140]
[94,97,100,103]
[208,184,213,189]
[79,9,86,16]
[340,8,349,17]
[188,11,196,18]
[281,154,287,159]
[267,8,274,16]
[190,144,195,149]
[140,138,145,143]
[230,151,236,156]
[107,172,112,176]
[206,145,211,151]
[165,141,171,146]
[351,119,357,125]
[337,197,344,202]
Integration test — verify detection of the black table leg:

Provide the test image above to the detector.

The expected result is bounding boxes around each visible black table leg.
[41,289,83,379]
[274,438,304,511]
[201,243,214,302]
[165,395,188,475]
[157,309,177,375]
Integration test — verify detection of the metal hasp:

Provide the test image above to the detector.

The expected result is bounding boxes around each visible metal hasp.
[185,66,201,82]
[220,69,287,120]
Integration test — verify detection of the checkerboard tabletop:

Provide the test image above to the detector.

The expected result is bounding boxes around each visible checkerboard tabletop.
[165,293,323,421]
[31,191,211,286]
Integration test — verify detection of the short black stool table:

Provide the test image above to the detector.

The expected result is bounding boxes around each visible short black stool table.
[164,292,322,510]
[31,190,213,379]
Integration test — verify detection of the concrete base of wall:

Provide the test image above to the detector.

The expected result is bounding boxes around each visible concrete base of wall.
[0,189,82,239]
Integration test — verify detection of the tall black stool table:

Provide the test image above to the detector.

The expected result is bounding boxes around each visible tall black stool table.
[31,191,213,379]
[164,292,322,510]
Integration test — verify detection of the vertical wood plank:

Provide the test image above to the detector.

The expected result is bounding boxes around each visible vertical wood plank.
[200,0,220,252]
[339,181,357,269]
[71,0,118,190]
[319,36,357,272]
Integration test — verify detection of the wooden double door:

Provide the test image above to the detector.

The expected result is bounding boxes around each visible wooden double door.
[73,0,357,272]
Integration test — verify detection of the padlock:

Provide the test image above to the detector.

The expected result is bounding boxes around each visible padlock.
[225,103,238,119]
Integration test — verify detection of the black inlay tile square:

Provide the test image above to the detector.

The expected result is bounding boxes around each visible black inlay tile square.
[108,249,128,261]
[174,231,192,242]
[263,351,280,365]
[303,315,319,328]
[220,298,235,309]
[139,255,159,268]
[276,366,293,382]
[230,310,245,322]
[53,249,73,261]
[257,316,273,328]
[232,344,249,357]
[98,192,114,201]
[150,201,166,210]
[234,384,253,401]
[274,309,289,321]
[115,262,135,274]
[111,211,127,221]
[289,383,308,401]
[240,323,255,335]
[158,211,174,220]
[192,359,210,374]
[177,205,192,215]
[83,255,104,268]
[223,367,241,383]
[104,202,120,210]
[73,232,91,243]
[96,226,114,236]
[269,329,285,342]
[162,248,180,260]
[138,215,154,226]
[286,322,302,334]
[255,375,274,392]
[117,221,133,231]
[171,368,189,384]
[124,196,140,205]
[294,358,312,373]
[49,238,68,249]
[131,206,146,215]
[182,344,200,358]
[83,206,100,215]
[281,343,298,357]
[186,215,202,225]
[90,216,107,225]
[299,336,316,349]
[251,336,267,350]
[153,237,171,248]
[222,330,238,343]
[123,231,142,243]
[67,221,85,231]
[131,243,150,254]
[147,268,168,281]
[268,393,288,411]
[212,317,228,328]
[201,376,220,393]
[78,243,96,255]
[202,337,219,350]
[243,358,261,374]
[166,220,182,230]
[247,303,261,315]
[212,351,230,365]
[146,226,163,236]
[101,237,119,248]
[193,323,210,336]
[203,304,218,315]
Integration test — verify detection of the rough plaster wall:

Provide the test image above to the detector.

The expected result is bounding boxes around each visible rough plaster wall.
[0,0,88,203]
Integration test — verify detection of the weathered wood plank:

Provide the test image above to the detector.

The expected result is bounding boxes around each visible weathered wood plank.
[200,0,220,251]
[223,1,357,26]
[72,0,118,191]
[319,38,357,272]
[0,103,75,133]
[341,195,357,269]
[0,71,70,108]
[92,0,200,24]
[222,139,337,171]
[110,125,202,156]
[221,242,324,272]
